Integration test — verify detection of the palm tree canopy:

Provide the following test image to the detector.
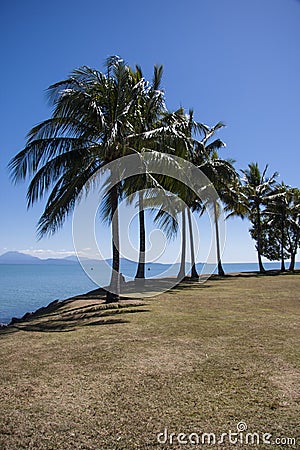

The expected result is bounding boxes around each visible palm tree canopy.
[241,163,278,204]
[8,57,157,237]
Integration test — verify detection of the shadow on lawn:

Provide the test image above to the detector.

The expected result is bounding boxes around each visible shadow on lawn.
[0,301,149,334]
[2,271,298,335]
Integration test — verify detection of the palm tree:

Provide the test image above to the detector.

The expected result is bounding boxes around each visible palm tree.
[146,114,232,279]
[139,109,200,280]
[171,110,210,279]
[240,163,278,273]
[124,64,165,280]
[9,56,147,302]
[143,173,194,281]
[178,208,187,279]
[186,206,199,279]
[286,188,300,271]
[192,122,239,276]
[263,183,289,271]
[263,185,300,271]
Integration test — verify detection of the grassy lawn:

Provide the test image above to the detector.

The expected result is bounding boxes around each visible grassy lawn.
[0,273,299,449]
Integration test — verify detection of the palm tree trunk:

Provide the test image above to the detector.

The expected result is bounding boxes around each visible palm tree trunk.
[280,219,286,272]
[289,226,299,271]
[257,252,265,273]
[256,205,265,273]
[187,207,198,279]
[135,191,145,279]
[280,253,285,272]
[106,184,120,303]
[289,252,296,271]
[177,209,186,280]
[213,201,225,276]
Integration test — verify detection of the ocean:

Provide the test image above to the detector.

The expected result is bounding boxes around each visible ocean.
[0,261,298,325]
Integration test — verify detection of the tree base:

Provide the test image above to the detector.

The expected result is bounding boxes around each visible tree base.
[105,292,120,303]
[190,276,199,281]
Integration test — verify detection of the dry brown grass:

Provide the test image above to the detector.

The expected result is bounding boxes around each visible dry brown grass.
[0,273,299,449]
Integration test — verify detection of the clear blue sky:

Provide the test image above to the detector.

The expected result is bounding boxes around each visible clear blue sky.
[1,0,300,263]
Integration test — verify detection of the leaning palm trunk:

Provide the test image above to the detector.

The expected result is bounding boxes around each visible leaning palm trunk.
[187,207,198,279]
[213,201,225,276]
[107,184,120,302]
[135,191,146,279]
[177,209,187,280]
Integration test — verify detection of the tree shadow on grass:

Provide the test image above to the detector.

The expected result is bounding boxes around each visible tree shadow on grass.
[0,302,149,334]
[8,317,129,333]
[225,270,300,278]
[169,282,212,292]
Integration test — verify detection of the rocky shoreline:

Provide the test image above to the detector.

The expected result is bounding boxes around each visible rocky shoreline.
[0,299,61,328]
[0,286,110,329]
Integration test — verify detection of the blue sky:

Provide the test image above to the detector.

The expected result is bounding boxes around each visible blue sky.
[1,0,300,263]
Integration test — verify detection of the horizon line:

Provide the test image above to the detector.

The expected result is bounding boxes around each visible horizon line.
[0,250,298,265]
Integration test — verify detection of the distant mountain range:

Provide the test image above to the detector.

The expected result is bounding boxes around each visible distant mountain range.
[0,251,82,265]
[0,251,175,270]
[0,251,120,265]
[0,251,145,266]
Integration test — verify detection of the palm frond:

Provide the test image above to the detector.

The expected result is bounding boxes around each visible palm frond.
[37,160,100,238]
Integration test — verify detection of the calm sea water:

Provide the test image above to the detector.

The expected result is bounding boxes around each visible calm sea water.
[0,261,298,324]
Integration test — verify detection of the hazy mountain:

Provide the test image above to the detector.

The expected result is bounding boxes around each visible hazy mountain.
[0,251,135,266]
[64,255,90,262]
[0,251,42,264]
[0,251,176,269]
[0,251,76,264]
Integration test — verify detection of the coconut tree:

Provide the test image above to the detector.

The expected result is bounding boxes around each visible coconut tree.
[142,155,199,281]
[142,186,184,277]
[186,206,199,279]
[139,109,200,280]
[191,121,240,276]
[262,185,300,271]
[263,183,289,271]
[124,64,165,280]
[286,188,300,271]
[240,163,278,273]
[177,208,187,279]
[9,56,147,302]
[171,109,211,279]
[146,113,231,279]
[155,203,192,281]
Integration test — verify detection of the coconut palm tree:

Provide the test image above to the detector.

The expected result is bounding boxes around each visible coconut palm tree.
[9,56,147,302]
[124,64,165,280]
[240,163,278,273]
[191,121,240,276]
[186,206,199,279]
[262,185,300,271]
[156,199,186,280]
[263,183,289,271]
[139,184,182,279]
[138,108,200,280]
[286,188,300,271]
[145,113,231,279]
[177,208,187,279]
[171,110,210,279]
